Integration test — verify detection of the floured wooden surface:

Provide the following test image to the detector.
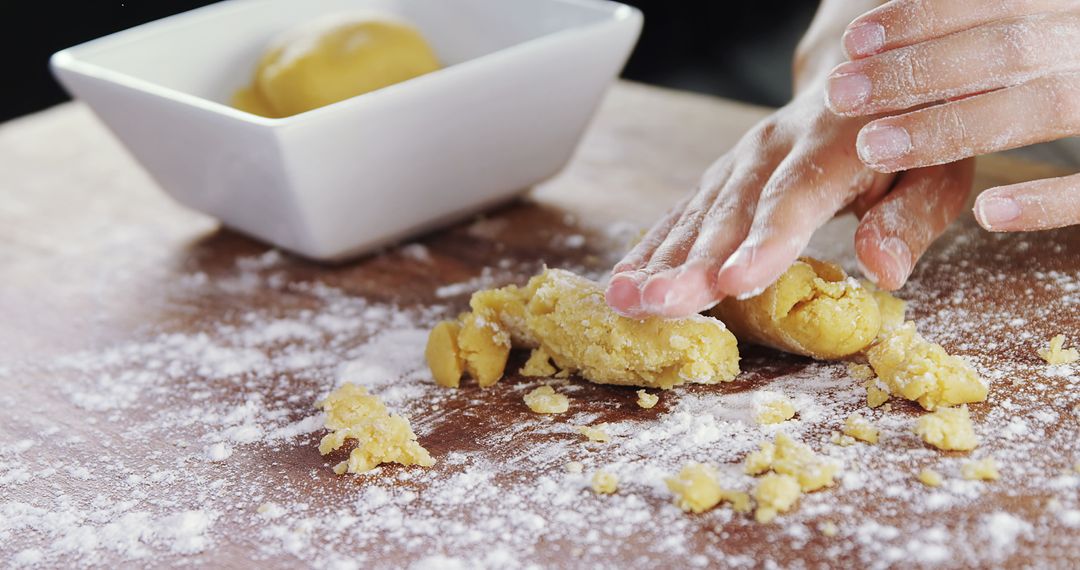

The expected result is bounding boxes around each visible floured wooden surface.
[0,82,1077,569]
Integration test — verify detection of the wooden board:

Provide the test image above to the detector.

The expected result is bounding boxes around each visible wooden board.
[1,82,1077,569]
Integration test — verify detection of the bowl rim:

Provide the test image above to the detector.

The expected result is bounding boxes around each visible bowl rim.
[50,0,642,128]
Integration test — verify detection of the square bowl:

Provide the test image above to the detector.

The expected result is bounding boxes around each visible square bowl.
[51,0,642,261]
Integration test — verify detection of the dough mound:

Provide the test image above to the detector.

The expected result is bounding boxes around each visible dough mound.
[708,258,885,359]
[426,269,740,389]
[317,383,435,474]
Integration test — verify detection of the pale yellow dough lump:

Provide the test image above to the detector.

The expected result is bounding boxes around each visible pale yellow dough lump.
[962,457,1000,481]
[842,413,880,444]
[665,463,751,514]
[636,390,659,409]
[577,424,611,443]
[1039,334,1079,365]
[744,432,839,493]
[425,321,463,388]
[234,13,441,117]
[915,405,979,451]
[918,468,943,487]
[520,348,558,377]
[523,385,569,414]
[317,383,435,474]
[426,269,740,389]
[753,473,802,523]
[708,258,885,359]
[866,322,987,410]
[591,470,618,494]
[753,392,797,425]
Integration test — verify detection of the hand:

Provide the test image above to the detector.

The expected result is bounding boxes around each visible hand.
[604,81,976,318]
[829,0,1080,232]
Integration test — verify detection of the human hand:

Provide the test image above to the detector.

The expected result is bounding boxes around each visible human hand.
[829,0,1080,232]
[604,82,975,318]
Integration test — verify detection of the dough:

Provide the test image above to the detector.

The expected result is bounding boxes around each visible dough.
[753,391,796,425]
[520,348,557,377]
[708,258,886,359]
[234,13,440,117]
[918,468,943,487]
[752,473,802,523]
[665,463,750,514]
[744,431,838,493]
[962,458,999,481]
[426,269,740,389]
[591,470,618,494]
[866,322,987,410]
[317,383,435,474]
[523,385,569,414]
[636,390,659,409]
[1038,334,1079,365]
[425,321,463,388]
[914,405,978,451]
[577,424,611,443]
[842,413,879,444]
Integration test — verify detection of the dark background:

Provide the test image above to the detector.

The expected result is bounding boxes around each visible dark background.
[1,1,818,122]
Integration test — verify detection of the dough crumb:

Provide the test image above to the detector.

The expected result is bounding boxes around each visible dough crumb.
[753,473,802,523]
[753,391,797,425]
[565,461,584,474]
[591,470,618,494]
[866,322,987,410]
[636,389,659,409]
[317,383,435,474]
[523,385,569,414]
[830,431,857,447]
[915,405,979,451]
[842,413,880,444]
[665,462,750,514]
[744,432,839,492]
[425,320,463,388]
[577,424,611,443]
[708,258,884,359]
[847,362,875,381]
[918,468,943,487]
[1038,334,1079,365]
[819,521,839,537]
[520,348,558,377]
[962,458,1000,481]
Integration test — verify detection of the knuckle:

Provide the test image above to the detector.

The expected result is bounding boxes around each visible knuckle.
[996,19,1044,75]
[1039,73,1080,127]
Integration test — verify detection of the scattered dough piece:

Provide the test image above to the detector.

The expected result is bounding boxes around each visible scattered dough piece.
[577,424,611,443]
[830,431,857,447]
[317,383,435,474]
[862,280,907,333]
[915,405,979,451]
[523,385,569,414]
[426,321,463,388]
[744,432,838,492]
[565,461,584,474]
[819,521,839,537]
[918,468,943,487]
[636,390,659,409]
[842,413,880,444]
[753,473,802,523]
[591,470,618,494]
[847,362,875,381]
[753,391,797,425]
[665,463,750,514]
[429,269,740,389]
[1038,335,1079,365]
[708,258,884,359]
[866,322,987,410]
[520,348,558,377]
[962,458,1000,481]
[457,312,511,388]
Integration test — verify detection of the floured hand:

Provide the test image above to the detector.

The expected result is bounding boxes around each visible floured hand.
[831,0,1080,233]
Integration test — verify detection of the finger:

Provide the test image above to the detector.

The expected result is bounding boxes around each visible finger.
[715,147,885,298]
[843,0,1078,59]
[974,173,1080,231]
[843,168,898,219]
[856,73,1080,172]
[855,160,974,290]
[612,194,691,275]
[826,13,1080,116]
[638,164,769,317]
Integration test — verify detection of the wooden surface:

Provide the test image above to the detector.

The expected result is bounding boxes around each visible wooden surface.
[1,82,1078,569]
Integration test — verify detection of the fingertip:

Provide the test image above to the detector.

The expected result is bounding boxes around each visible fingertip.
[640,274,675,314]
[854,229,911,290]
[644,263,724,317]
[842,22,885,59]
[714,244,791,300]
[606,272,646,318]
[973,192,1021,232]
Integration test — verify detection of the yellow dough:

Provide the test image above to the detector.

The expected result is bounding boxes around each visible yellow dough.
[520,348,558,377]
[842,413,880,444]
[914,405,979,451]
[1038,334,1079,365]
[753,473,802,523]
[426,269,740,389]
[425,321,463,388]
[962,458,1000,481]
[866,322,987,411]
[317,383,435,474]
[523,385,569,414]
[665,462,750,514]
[918,468,943,487]
[577,424,611,443]
[708,258,885,359]
[753,392,797,425]
[591,470,618,494]
[234,13,440,117]
[744,431,838,492]
[636,390,659,409]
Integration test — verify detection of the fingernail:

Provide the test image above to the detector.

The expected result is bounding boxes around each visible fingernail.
[641,275,674,311]
[844,23,885,58]
[606,272,646,316]
[826,72,872,112]
[879,236,912,285]
[858,124,912,165]
[720,247,754,272]
[975,196,1021,229]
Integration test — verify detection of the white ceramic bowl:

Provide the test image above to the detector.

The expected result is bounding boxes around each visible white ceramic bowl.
[51,0,642,260]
